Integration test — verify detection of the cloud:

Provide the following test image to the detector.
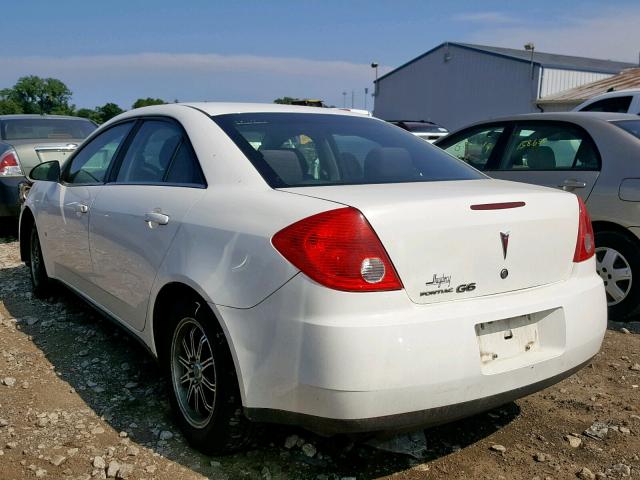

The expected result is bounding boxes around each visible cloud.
[452,12,518,25]
[465,8,640,63]
[0,53,390,108]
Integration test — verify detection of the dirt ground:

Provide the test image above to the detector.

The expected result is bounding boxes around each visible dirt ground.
[1,228,639,480]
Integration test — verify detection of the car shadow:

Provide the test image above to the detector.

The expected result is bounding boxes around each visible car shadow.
[0,257,521,479]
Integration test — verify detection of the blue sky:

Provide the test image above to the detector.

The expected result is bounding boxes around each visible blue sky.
[3,0,640,109]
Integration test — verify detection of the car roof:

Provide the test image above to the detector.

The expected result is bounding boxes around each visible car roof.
[117,102,372,118]
[0,114,92,121]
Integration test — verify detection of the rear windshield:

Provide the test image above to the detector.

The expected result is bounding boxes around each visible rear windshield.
[612,120,640,140]
[0,118,96,141]
[213,113,483,188]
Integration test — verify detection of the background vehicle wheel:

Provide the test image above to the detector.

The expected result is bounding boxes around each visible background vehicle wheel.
[29,224,52,298]
[162,298,253,454]
[595,230,640,321]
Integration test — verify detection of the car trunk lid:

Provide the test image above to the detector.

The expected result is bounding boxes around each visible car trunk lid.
[280,179,579,304]
[10,139,82,174]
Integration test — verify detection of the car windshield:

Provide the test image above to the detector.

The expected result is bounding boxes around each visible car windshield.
[212,113,483,188]
[1,118,96,141]
[612,120,640,140]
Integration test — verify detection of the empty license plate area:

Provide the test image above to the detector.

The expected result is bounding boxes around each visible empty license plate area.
[475,308,565,375]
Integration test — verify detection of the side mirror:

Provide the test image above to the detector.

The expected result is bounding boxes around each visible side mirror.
[29,160,61,182]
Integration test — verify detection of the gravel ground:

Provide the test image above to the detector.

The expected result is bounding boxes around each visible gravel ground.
[1,228,639,480]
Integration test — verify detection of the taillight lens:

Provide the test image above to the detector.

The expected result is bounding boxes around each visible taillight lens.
[573,196,595,262]
[0,150,23,176]
[272,207,403,292]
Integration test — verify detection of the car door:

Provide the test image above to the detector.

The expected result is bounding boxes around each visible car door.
[88,118,207,331]
[39,121,134,292]
[486,121,601,201]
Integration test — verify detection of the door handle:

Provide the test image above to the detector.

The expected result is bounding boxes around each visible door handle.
[559,179,587,190]
[144,211,170,226]
[76,203,89,214]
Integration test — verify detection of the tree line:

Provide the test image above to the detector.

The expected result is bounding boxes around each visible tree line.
[0,75,168,124]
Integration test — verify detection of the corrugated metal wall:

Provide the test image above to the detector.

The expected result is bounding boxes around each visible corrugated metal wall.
[539,69,612,98]
[373,44,540,131]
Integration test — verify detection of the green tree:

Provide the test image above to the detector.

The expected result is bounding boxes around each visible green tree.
[4,76,73,114]
[0,88,22,114]
[96,102,124,122]
[132,97,166,109]
[75,108,102,124]
[273,96,300,105]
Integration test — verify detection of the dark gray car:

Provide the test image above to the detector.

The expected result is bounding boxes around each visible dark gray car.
[435,112,640,320]
[0,114,96,217]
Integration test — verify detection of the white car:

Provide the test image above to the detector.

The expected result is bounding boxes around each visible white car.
[574,89,640,114]
[20,103,606,454]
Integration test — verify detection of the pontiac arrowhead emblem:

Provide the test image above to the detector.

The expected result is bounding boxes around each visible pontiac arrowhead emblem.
[500,231,510,259]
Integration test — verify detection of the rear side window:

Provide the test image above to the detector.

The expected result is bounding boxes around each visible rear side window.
[1,118,96,141]
[213,113,484,188]
[580,96,632,113]
[497,123,599,171]
[612,120,640,140]
[115,120,204,185]
[440,126,504,170]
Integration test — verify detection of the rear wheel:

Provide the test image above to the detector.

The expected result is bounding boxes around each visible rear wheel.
[163,298,253,454]
[595,230,640,320]
[29,225,52,298]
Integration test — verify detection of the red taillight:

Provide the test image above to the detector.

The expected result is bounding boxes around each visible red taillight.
[0,150,22,176]
[573,196,595,262]
[272,207,403,292]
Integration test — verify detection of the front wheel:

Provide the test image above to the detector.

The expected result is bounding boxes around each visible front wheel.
[595,230,640,321]
[163,299,253,454]
[29,224,52,298]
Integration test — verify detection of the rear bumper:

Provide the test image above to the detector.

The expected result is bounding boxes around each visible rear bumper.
[0,176,24,217]
[215,259,606,433]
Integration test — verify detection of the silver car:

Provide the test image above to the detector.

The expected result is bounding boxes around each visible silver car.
[0,114,96,218]
[435,112,640,320]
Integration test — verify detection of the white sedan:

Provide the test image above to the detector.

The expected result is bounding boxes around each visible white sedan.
[20,103,606,454]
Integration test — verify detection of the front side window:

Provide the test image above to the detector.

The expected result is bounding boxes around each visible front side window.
[64,122,133,184]
[115,120,204,185]
[213,113,484,187]
[580,96,632,113]
[497,123,599,171]
[440,126,504,170]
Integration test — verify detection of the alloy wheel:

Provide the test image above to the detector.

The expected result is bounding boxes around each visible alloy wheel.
[30,230,41,288]
[170,318,217,428]
[595,246,632,306]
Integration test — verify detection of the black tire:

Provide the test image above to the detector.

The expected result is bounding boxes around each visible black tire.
[29,224,52,298]
[162,298,253,454]
[595,230,640,321]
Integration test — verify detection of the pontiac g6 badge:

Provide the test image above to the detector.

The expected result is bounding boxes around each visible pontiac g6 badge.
[500,231,510,259]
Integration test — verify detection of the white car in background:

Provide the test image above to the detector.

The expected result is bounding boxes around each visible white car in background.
[389,120,449,143]
[574,89,640,114]
[20,103,606,454]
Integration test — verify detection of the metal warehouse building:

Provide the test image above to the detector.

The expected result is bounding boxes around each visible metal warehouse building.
[373,42,635,131]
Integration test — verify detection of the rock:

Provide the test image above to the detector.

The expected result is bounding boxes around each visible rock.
[36,418,48,428]
[158,430,173,441]
[584,422,609,440]
[107,460,120,478]
[86,380,97,388]
[0,419,8,427]
[145,465,157,474]
[630,363,640,372]
[619,426,631,434]
[50,455,66,466]
[35,468,47,478]
[91,426,105,435]
[66,448,78,457]
[6,442,17,449]
[612,463,631,476]
[124,382,137,389]
[284,434,299,449]
[565,434,582,448]
[210,461,221,467]
[620,327,631,334]
[301,443,317,458]
[26,317,39,326]
[118,431,128,438]
[577,467,596,480]
[125,446,139,456]
[2,377,16,387]
[93,456,106,469]
[534,452,549,462]
[116,463,133,479]
[490,444,507,453]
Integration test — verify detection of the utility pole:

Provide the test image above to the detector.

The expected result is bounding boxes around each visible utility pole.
[342,91,347,108]
[351,90,354,108]
[364,87,368,111]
